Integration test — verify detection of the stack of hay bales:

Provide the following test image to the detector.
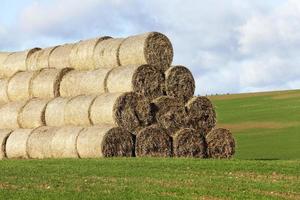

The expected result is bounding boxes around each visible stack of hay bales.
[0,32,235,160]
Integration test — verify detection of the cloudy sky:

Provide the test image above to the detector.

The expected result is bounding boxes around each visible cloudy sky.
[1,0,299,95]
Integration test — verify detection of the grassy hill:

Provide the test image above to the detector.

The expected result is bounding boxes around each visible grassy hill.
[0,90,299,199]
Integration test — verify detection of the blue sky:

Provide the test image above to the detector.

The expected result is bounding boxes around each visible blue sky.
[1,0,300,95]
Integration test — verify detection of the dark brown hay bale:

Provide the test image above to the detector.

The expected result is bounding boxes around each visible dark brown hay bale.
[93,38,124,68]
[173,128,207,158]
[0,101,27,129]
[49,44,74,69]
[0,129,13,159]
[151,96,186,135]
[206,128,235,159]
[45,97,70,126]
[185,96,216,135]
[36,46,58,70]
[7,71,38,102]
[51,126,84,158]
[59,68,110,97]
[90,92,152,132]
[27,126,59,159]
[0,78,9,106]
[18,99,48,129]
[106,64,164,100]
[135,125,172,157]
[70,36,111,70]
[6,129,33,159]
[31,68,72,99]
[119,32,173,71]
[77,125,133,158]
[2,48,40,77]
[165,65,195,103]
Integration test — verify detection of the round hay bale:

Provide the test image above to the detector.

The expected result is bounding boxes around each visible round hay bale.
[26,49,42,71]
[51,126,83,158]
[31,68,72,99]
[49,44,74,69]
[36,46,58,70]
[0,52,12,77]
[70,36,111,70]
[0,78,9,106]
[151,96,186,134]
[77,125,133,158]
[0,129,13,160]
[106,64,164,99]
[2,48,40,77]
[0,101,26,129]
[7,71,38,102]
[165,65,195,103]
[135,125,172,157]
[27,126,59,159]
[18,99,48,129]
[90,92,152,132]
[173,128,207,158]
[6,129,33,159]
[185,96,217,135]
[45,97,70,126]
[206,128,235,159]
[60,68,110,97]
[119,32,173,71]
[65,95,96,126]
[93,38,125,68]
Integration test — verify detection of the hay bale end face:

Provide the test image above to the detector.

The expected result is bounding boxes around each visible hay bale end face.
[0,52,12,77]
[206,128,235,159]
[106,64,164,100]
[151,96,186,135]
[36,46,58,70]
[0,129,12,159]
[49,44,74,69]
[26,49,42,71]
[135,125,172,157]
[51,126,83,158]
[165,65,195,103]
[173,128,207,158]
[0,79,9,106]
[60,68,110,97]
[0,101,26,129]
[6,129,33,159]
[185,96,217,135]
[7,71,38,102]
[77,125,133,158]
[31,68,72,99]
[18,99,48,129]
[45,97,70,126]
[119,32,173,71]
[93,38,124,68]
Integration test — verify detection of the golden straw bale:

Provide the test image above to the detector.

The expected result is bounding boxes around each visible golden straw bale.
[36,46,58,70]
[0,129,13,159]
[6,129,33,159]
[0,101,27,129]
[0,79,9,106]
[49,44,74,69]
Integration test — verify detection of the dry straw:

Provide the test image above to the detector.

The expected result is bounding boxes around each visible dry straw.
[49,44,74,69]
[6,129,33,159]
[27,126,59,159]
[93,38,124,68]
[151,96,186,135]
[51,126,83,158]
[135,125,172,157]
[26,49,42,71]
[0,52,12,77]
[165,65,195,103]
[70,37,111,70]
[173,128,207,158]
[31,68,72,99]
[106,64,164,100]
[0,79,9,106]
[0,129,12,159]
[90,92,152,132]
[60,68,110,97]
[7,71,38,102]
[185,96,216,135]
[18,99,48,129]
[1,48,40,77]
[45,97,70,126]
[119,32,173,71]
[0,101,27,129]
[77,125,133,158]
[36,46,58,70]
[206,128,235,159]
[64,95,97,126]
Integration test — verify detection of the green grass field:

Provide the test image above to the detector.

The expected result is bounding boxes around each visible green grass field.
[0,90,299,199]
